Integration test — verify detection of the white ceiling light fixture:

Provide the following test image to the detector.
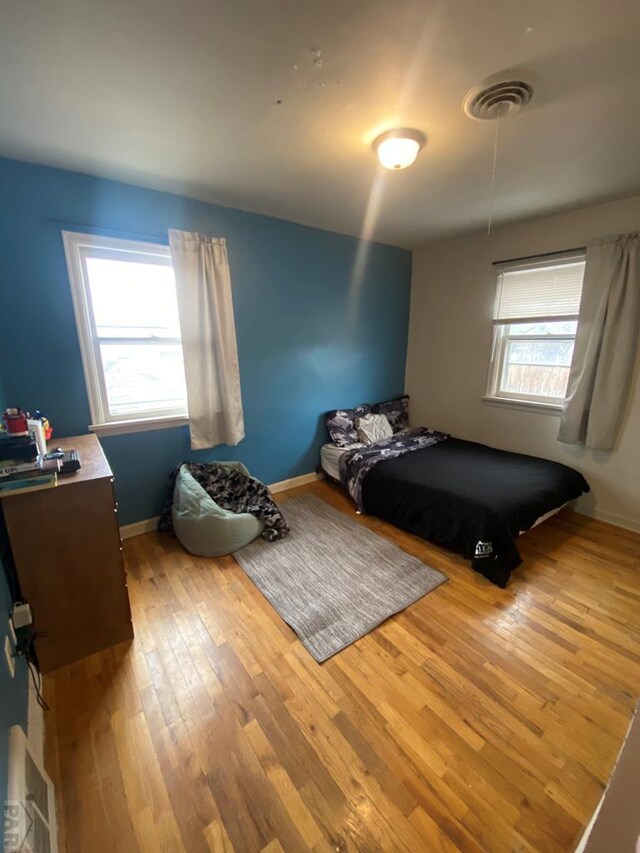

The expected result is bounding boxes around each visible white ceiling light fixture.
[373,128,426,170]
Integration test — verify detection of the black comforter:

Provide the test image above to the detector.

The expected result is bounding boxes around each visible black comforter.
[361,438,589,587]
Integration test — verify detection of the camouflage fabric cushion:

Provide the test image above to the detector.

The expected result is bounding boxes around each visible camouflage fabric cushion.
[372,395,409,433]
[325,403,371,447]
[158,462,289,542]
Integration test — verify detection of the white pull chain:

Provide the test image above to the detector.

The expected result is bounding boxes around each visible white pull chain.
[487,104,505,236]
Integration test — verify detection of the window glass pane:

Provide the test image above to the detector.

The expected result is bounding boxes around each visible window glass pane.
[506,338,574,367]
[501,338,574,399]
[86,256,181,339]
[508,320,577,336]
[100,342,187,416]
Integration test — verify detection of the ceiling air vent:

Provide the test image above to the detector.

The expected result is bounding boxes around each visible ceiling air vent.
[463,76,534,121]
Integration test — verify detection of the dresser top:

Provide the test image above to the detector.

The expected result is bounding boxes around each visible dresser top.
[0,433,113,502]
[50,434,113,487]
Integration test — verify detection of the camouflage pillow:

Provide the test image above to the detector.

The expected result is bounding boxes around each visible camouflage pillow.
[371,395,409,433]
[325,403,371,447]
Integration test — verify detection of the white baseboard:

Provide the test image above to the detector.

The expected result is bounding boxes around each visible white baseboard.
[120,515,161,540]
[268,471,323,493]
[584,507,640,534]
[119,471,323,540]
[121,471,637,540]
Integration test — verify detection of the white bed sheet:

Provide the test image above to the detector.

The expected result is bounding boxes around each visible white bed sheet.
[320,442,355,481]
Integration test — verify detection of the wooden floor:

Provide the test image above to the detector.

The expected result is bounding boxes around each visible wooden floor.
[44,480,640,853]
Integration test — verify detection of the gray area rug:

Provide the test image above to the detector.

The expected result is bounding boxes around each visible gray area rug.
[233,494,447,662]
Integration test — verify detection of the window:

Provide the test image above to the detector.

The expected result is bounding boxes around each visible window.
[485,252,586,409]
[63,232,188,433]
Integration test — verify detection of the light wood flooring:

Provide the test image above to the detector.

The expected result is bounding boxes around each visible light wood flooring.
[44,479,640,852]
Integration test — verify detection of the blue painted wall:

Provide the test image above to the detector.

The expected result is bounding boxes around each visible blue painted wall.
[0,158,411,524]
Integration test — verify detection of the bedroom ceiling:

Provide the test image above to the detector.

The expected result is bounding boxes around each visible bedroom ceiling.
[1,0,640,247]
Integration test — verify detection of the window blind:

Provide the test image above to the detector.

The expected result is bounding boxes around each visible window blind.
[494,256,585,323]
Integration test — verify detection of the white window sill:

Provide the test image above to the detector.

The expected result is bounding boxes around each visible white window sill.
[89,415,189,437]
[482,396,563,416]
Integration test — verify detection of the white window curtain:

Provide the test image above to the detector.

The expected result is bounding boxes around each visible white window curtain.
[558,233,640,451]
[168,229,244,450]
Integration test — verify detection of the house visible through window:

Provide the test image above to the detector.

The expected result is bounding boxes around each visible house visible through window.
[63,231,188,432]
[486,252,586,408]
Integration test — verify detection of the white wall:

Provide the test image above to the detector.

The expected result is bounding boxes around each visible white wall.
[406,195,640,531]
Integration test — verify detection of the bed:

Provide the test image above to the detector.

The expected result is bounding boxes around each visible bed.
[322,398,590,587]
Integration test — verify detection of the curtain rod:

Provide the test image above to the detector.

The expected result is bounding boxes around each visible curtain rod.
[492,246,586,267]
[47,218,168,244]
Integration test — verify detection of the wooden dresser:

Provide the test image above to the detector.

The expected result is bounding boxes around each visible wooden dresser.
[1,433,133,673]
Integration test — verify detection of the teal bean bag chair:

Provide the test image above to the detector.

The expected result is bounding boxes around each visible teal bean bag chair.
[172,462,265,557]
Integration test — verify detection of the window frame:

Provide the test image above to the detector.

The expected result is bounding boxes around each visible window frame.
[484,251,585,412]
[62,231,189,435]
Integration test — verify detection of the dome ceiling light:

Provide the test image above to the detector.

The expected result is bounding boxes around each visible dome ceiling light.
[373,128,426,171]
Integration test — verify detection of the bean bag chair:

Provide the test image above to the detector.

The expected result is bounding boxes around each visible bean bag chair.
[172,462,265,557]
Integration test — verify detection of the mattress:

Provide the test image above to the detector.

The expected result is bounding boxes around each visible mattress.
[360,438,588,586]
[320,442,355,482]
[525,503,567,533]
[322,442,567,531]
[321,438,582,587]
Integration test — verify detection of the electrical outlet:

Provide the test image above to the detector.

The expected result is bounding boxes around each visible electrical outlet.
[4,634,15,678]
[8,617,17,646]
